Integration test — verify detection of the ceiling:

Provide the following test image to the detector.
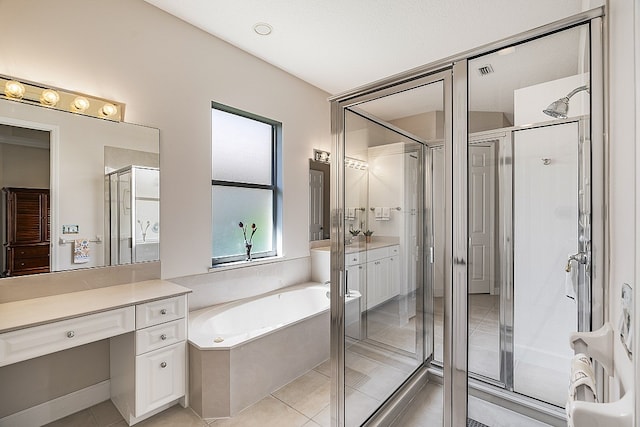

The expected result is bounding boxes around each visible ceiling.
[144,0,596,98]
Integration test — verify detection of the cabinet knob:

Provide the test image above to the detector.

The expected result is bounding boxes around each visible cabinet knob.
[67,331,75,338]
[160,361,167,368]
[160,334,167,341]
[160,309,167,315]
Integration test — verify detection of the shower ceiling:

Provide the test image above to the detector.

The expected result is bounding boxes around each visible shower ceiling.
[145,0,596,119]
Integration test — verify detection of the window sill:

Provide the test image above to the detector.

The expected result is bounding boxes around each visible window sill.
[208,255,284,273]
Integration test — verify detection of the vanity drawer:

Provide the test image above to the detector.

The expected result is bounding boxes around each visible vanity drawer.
[345,251,363,266]
[136,295,186,329]
[367,247,389,261]
[136,318,186,355]
[0,306,135,367]
[10,244,50,258]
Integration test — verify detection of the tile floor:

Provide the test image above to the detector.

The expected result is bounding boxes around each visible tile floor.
[434,294,501,381]
[45,293,559,426]
[44,344,415,427]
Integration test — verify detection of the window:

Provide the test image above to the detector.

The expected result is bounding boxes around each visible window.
[211,102,280,265]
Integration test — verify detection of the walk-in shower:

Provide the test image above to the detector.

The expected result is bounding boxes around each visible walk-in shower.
[329,10,603,427]
[105,165,160,265]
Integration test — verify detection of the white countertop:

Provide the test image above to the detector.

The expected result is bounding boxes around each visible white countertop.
[311,239,400,254]
[0,280,191,334]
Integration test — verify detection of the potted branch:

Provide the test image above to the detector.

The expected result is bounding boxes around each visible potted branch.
[364,230,374,243]
[238,222,257,260]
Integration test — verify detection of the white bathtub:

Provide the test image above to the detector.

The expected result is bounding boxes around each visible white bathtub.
[188,282,361,418]
[189,282,331,349]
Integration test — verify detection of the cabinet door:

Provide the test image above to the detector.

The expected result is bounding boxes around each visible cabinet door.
[388,256,400,298]
[367,259,388,309]
[135,342,185,416]
[7,189,49,244]
[347,263,366,307]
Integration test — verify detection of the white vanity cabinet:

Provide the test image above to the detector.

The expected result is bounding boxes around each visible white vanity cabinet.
[345,244,400,310]
[365,246,400,309]
[0,280,191,427]
[111,294,188,425]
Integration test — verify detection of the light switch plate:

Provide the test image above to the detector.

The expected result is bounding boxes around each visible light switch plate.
[62,224,79,234]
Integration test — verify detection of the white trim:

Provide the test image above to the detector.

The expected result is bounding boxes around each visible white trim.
[0,380,110,427]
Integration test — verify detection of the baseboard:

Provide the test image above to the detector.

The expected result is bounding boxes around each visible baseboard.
[0,380,110,427]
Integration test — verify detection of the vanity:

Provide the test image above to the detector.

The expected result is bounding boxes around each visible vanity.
[0,280,191,426]
[311,240,401,310]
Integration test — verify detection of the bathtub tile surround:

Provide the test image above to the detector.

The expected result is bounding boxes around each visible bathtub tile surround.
[172,256,310,311]
[188,283,330,418]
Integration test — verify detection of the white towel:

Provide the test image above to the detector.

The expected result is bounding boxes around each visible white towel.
[381,207,390,220]
[565,258,578,300]
[374,207,382,219]
[73,238,90,264]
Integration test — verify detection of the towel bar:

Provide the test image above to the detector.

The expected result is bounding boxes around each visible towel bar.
[58,236,103,245]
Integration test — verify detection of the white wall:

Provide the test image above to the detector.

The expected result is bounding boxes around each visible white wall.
[0,0,331,288]
[608,0,637,404]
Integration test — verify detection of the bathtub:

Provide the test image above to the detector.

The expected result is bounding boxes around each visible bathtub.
[188,282,361,419]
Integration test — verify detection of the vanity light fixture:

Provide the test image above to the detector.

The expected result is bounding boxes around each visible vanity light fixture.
[72,96,90,112]
[0,74,125,122]
[345,157,368,170]
[313,149,331,164]
[99,103,118,118]
[4,80,25,99]
[40,89,60,106]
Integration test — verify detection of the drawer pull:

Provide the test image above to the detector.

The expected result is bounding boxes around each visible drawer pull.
[160,309,167,315]
[160,334,167,341]
[66,331,75,338]
[160,361,167,368]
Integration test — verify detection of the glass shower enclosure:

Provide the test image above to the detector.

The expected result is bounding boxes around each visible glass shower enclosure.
[106,165,160,265]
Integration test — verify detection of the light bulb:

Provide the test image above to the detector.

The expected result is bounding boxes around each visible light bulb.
[4,80,25,99]
[40,89,60,106]
[99,103,117,117]
[72,96,90,112]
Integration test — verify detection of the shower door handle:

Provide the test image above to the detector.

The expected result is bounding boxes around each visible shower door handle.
[565,252,587,272]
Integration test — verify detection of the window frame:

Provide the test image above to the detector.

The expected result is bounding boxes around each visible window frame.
[211,101,280,265]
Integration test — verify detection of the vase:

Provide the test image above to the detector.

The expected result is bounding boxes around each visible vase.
[365,236,372,243]
[245,243,252,261]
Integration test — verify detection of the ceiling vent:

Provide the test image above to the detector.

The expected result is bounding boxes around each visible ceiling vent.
[477,64,494,76]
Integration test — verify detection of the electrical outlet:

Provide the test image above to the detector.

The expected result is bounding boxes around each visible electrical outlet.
[62,224,79,234]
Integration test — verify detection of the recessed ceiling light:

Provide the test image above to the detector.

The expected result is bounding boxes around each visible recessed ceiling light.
[253,22,272,36]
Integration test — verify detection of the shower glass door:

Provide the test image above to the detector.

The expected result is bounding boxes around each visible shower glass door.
[465,19,602,423]
[333,74,448,426]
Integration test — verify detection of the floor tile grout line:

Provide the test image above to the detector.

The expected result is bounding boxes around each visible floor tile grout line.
[269,392,315,423]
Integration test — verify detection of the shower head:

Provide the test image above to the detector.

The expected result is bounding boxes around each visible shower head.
[542,85,589,119]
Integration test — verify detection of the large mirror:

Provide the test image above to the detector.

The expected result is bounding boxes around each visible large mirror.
[0,98,159,278]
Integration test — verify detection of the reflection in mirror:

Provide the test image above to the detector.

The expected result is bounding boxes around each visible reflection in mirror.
[342,80,444,426]
[0,125,51,276]
[0,98,159,279]
[309,159,330,241]
[467,23,591,408]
